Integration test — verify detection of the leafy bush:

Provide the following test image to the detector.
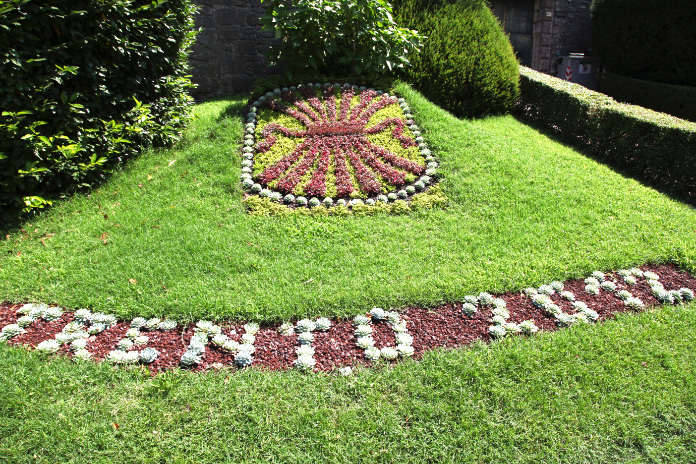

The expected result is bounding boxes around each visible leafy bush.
[517,66,696,205]
[591,0,696,87]
[393,0,519,117]
[259,0,424,81]
[597,73,696,123]
[0,0,197,212]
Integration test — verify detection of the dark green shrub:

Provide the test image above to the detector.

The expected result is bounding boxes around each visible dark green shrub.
[598,72,696,123]
[0,0,197,212]
[517,66,696,205]
[394,0,519,118]
[591,0,696,86]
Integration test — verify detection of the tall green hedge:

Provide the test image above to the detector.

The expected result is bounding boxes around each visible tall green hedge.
[591,0,696,86]
[517,66,696,205]
[0,0,197,212]
[393,0,519,118]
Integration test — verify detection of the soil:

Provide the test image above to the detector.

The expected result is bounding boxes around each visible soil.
[2,263,695,376]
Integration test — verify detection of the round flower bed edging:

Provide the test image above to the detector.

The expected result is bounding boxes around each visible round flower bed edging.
[0,264,694,375]
[241,83,446,215]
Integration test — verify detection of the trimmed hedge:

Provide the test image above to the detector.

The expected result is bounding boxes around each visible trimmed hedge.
[598,72,696,123]
[394,0,519,118]
[591,0,696,87]
[0,0,197,212]
[517,66,696,204]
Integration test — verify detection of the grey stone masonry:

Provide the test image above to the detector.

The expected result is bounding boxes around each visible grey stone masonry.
[189,0,280,101]
[532,0,592,75]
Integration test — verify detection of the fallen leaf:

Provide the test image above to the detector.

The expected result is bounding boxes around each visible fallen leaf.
[138,183,143,188]
[111,423,119,430]
[147,174,153,181]
[100,233,108,245]
[168,160,176,167]
[303,278,314,284]
[129,278,137,285]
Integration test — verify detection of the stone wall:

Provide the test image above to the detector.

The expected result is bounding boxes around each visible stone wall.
[532,0,592,75]
[189,0,279,101]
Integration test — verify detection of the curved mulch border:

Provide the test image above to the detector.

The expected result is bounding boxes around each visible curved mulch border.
[1,263,694,375]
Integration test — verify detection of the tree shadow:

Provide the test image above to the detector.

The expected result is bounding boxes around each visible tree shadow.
[513,113,696,209]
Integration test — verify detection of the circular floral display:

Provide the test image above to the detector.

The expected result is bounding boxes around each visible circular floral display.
[241,83,438,207]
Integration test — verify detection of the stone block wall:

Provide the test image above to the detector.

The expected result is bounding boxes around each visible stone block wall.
[189,0,279,101]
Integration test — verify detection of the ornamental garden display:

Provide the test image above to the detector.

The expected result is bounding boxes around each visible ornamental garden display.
[241,83,440,212]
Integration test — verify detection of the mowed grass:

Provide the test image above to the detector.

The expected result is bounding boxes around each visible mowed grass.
[0,82,695,323]
[2,303,696,463]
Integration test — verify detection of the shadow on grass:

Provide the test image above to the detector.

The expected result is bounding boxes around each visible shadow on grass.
[513,113,696,209]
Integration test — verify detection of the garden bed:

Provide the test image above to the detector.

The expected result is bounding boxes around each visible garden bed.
[1,263,694,375]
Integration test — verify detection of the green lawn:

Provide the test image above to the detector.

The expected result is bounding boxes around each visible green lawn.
[0,82,694,323]
[2,303,696,463]
[2,83,696,462]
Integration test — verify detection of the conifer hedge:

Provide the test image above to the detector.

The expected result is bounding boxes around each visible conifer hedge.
[0,0,197,211]
[393,0,519,118]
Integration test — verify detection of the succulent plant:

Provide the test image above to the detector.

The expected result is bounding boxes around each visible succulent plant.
[17,315,35,328]
[270,191,283,202]
[43,307,63,322]
[385,311,401,324]
[88,324,106,335]
[73,349,92,361]
[572,313,589,324]
[353,315,370,326]
[488,325,507,338]
[145,318,161,331]
[364,347,381,362]
[139,348,159,364]
[130,317,147,329]
[17,303,37,315]
[387,192,398,201]
[491,307,510,319]
[518,320,539,335]
[298,332,314,345]
[296,319,316,333]
[296,196,308,206]
[623,276,637,285]
[643,271,660,281]
[241,333,256,345]
[250,183,262,194]
[531,294,551,308]
[212,334,228,347]
[504,322,521,334]
[283,194,296,204]
[92,313,117,328]
[180,350,202,367]
[629,267,643,276]
[546,304,562,316]
[380,347,399,361]
[158,319,178,331]
[188,338,207,355]
[308,197,321,207]
[0,324,25,342]
[238,344,256,355]
[70,338,88,351]
[538,284,555,296]
[392,321,408,333]
[670,290,683,303]
[618,270,632,277]
[600,281,617,292]
[55,332,73,344]
[244,322,260,335]
[582,308,599,322]
[555,313,574,327]
[464,295,479,305]
[355,325,373,337]
[492,298,507,310]
[395,333,413,345]
[73,309,92,324]
[134,335,149,346]
[356,336,375,349]
[36,339,60,353]
[572,301,589,312]
[680,288,695,301]
[585,285,600,295]
[278,322,295,336]
[550,281,564,292]
[648,280,664,291]
[296,345,316,357]
[616,290,632,301]
[117,339,134,351]
[584,277,600,286]
[126,328,140,339]
[491,315,507,326]
[591,271,606,281]
[28,304,47,319]
[461,303,477,316]
[655,290,674,304]
[315,317,331,332]
[218,340,238,353]
[370,307,387,320]
[234,350,253,367]
[523,288,538,296]
[294,354,316,371]
[478,293,494,306]
[625,297,644,309]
